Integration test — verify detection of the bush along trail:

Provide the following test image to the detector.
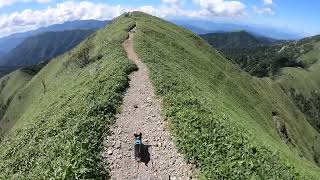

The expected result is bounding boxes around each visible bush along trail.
[102,25,195,179]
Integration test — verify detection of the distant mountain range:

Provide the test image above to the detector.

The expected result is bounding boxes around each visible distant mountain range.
[0,18,305,76]
[1,30,95,66]
[180,24,210,34]
[0,50,4,58]
[0,19,110,54]
[173,19,304,40]
[200,31,287,49]
[0,18,303,56]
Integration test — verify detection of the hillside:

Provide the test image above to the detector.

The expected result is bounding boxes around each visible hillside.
[200,31,285,49]
[203,27,320,154]
[204,31,320,133]
[0,12,319,179]
[275,34,320,93]
[274,36,320,133]
[1,30,95,66]
[204,34,314,77]
[201,22,320,132]
[0,20,110,54]
[0,15,136,179]
[131,12,320,178]
[0,66,24,77]
[200,31,298,77]
[0,69,34,136]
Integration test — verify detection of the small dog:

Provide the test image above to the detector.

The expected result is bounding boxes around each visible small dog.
[134,133,143,161]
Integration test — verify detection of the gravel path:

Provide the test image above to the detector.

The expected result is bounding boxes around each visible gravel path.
[102,27,195,179]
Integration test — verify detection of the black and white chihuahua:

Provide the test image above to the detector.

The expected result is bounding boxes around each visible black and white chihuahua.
[134,132,143,161]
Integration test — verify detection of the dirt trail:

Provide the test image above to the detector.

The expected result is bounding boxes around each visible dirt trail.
[102,28,195,179]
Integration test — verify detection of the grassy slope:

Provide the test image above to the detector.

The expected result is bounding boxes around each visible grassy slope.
[0,70,33,135]
[298,36,320,66]
[0,70,33,107]
[276,38,320,96]
[277,62,320,96]
[0,15,136,179]
[131,12,320,179]
[272,35,320,134]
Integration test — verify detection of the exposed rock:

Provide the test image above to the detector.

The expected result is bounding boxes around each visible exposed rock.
[115,141,121,149]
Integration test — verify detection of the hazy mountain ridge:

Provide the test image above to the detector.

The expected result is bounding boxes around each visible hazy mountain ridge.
[0,20,110,54]
[1,29,95,66]
[173,19,304,39]
[200,31,287,49]
[0,51,4,58]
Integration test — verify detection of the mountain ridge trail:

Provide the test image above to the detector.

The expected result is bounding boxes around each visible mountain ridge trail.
[102,27,196,179]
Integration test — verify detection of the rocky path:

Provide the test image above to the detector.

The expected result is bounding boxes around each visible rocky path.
[102,27,195,179]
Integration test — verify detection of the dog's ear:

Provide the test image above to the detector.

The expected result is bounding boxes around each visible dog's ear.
[139,132,142,137]
[134,133,138,137]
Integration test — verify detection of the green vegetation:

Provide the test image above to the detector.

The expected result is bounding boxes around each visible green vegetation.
[0,66,24,77]
[0,15,136,179]
[268,36,320,135]
[205,32,320,78]
[131,12,320,178]
[287,88,320,134]
[297,35,320,66]
[200,31,300,77]
[0,70,34,135]
[2,29,95,67]
[213,43,304,77]
[0,63,46,136]
[276,36,320,95]
[203,30,320,138]
[276,62,320,96]
[0,12,319,179]
[200,31,285,49]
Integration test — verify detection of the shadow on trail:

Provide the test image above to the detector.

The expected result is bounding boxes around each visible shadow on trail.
[140,144,151,166]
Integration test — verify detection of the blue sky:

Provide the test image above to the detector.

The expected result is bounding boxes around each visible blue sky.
[0,0,319,38]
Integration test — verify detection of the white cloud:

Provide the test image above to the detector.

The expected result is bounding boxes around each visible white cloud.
[37,0,51,2]
[161,0,184,6]
[193,0,246,17]
[0,0,249,37]
[0,1,125,37]
[161,0,181,4]
[0,0,16,8]
[0,0,51,8]
[253,6,275,15]
[254,0,275,15]
[263,0,273,5]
